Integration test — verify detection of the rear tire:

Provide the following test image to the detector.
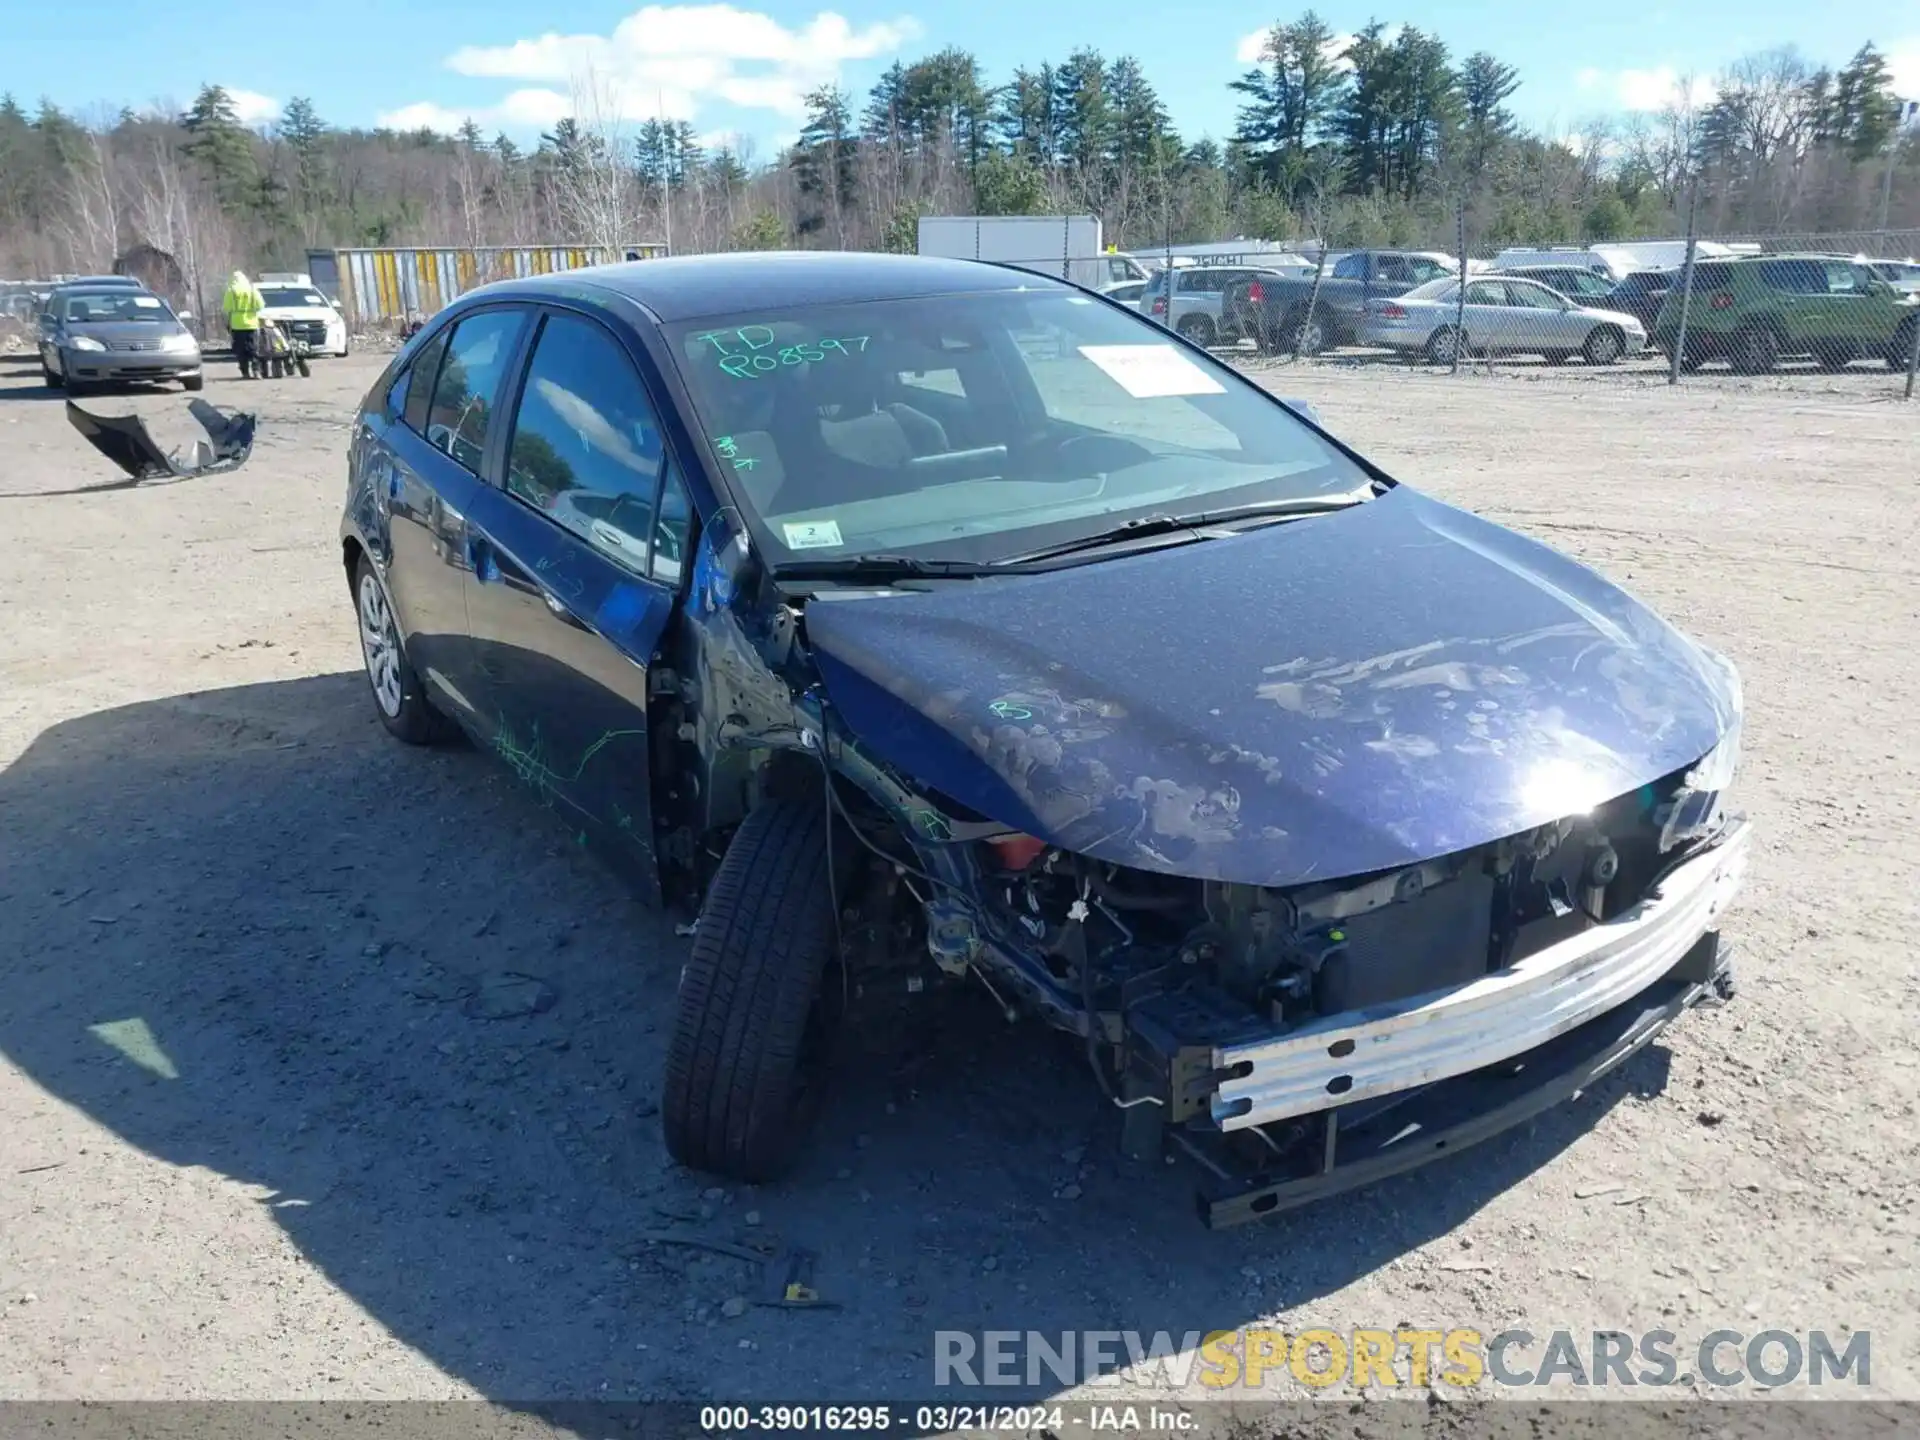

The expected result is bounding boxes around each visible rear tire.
[1175,314,1216,348]
[354,554,456,745]
[1283,309,1327,357]
[1729,325,1779,375]
[1425,326,1464,365]
[663,798,842,1181]
[1581,326,1625,366]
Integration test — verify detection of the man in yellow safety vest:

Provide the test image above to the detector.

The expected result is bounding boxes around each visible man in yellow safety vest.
[221,270,265,378]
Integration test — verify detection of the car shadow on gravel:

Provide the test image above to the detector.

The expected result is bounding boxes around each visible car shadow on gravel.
[0,674,1676,1404]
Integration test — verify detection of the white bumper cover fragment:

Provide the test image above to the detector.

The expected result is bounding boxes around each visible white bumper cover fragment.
[1211,820,1751,1131]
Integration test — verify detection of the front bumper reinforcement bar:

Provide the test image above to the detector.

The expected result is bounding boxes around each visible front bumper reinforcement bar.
[1211,819,1750,1132]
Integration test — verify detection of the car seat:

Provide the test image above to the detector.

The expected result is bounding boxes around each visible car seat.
[760,348,950,514]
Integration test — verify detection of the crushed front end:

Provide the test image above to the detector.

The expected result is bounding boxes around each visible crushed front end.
[908,757,1747,1227]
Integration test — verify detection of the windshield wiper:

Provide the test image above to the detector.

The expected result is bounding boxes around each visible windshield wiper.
[770,554,1025,584]
[1007,487,1375,564]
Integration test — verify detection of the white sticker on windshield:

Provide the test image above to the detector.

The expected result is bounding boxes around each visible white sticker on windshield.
[132,295,161,308]
[1077,344,1225,398]
[782,519,843,550]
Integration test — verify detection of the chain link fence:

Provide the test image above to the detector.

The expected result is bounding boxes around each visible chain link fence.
[1120,227,1920,400]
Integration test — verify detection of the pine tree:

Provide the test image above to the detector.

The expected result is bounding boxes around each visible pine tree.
[1829,44,1899,161]
[1229,10,1345,192]
[1457,52,1521,177]
[278,97,329,211]
[792,86,855,243]
[182,85,258,209]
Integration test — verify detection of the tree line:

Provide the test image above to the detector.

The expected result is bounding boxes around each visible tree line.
[1,15,1913,311]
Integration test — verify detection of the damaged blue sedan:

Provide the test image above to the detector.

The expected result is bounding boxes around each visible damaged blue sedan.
[340,252,1748,1225]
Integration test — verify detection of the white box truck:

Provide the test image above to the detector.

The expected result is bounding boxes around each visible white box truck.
[916,215,1150,290]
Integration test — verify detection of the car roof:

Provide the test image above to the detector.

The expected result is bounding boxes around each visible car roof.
[51,284,158,303]
[49,279,141,294]
[474,251,1064,324]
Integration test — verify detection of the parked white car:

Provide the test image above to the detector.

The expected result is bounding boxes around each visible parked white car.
[1357,275,1647,365]
[255,274,349,357]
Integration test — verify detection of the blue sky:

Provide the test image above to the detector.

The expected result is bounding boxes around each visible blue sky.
[5,1,1916,156]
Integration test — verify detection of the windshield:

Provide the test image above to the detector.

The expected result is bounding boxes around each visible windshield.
[1402,278,1457,302]
[259,287,329,308]
[667,288,1370,567]
[65,292,171,323]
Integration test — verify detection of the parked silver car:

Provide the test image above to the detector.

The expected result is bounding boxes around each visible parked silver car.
[39,288,203,393]
[1357,275,1648,365]
[1143,264,1308,346]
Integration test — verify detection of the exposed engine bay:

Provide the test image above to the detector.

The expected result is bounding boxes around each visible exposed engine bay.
[814,740,1743,1225]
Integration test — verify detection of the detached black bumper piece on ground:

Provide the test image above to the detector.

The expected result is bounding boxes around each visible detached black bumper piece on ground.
[67,398,257,481]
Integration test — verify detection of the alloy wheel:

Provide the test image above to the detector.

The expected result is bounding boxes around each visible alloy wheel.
[357,570,403,718]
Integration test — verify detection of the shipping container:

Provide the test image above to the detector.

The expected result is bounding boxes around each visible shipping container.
[305,243,669,327]
[915,216,1149,289]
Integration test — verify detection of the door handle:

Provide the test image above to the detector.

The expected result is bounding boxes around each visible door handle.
[541,588,591,631]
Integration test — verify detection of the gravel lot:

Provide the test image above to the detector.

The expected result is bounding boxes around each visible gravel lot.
[1,345,1915,1410]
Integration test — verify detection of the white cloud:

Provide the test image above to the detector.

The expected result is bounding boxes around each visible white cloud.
[383,4,919,134]
[378,101,473,134]
[1234,26,1400,74]
[226,88,281,127]
[1576,65,1717,112]
[1886,38,1920,99]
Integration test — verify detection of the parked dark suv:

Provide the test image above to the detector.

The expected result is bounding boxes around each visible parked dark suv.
[1651,255,1918,373]
[1600,268,1680,329]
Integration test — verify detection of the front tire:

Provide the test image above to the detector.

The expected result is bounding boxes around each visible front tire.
[663,798,842,1181]
[182,374,205,392]
[1887,319,1918,372]
[1582,326,1625,366]
[354,555,453,745]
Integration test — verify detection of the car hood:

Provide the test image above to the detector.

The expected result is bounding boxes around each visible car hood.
[804,487,1738,887]
[66,320,188,344]
[258,304,338,321]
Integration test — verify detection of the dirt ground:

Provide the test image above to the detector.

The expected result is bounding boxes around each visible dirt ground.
[1,343,1916,1413]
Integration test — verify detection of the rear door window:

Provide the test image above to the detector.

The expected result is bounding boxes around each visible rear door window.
[425,309,526,474]
[1503,281,1563,309]
[1758,261,1820,294]
[401,328,450,434]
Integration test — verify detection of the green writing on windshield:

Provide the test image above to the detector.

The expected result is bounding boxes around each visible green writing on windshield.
[711,434,758,470]
[694,327,872,380]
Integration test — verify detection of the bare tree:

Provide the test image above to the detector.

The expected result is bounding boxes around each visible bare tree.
[56,131,120,272]
[548,69,639,253]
